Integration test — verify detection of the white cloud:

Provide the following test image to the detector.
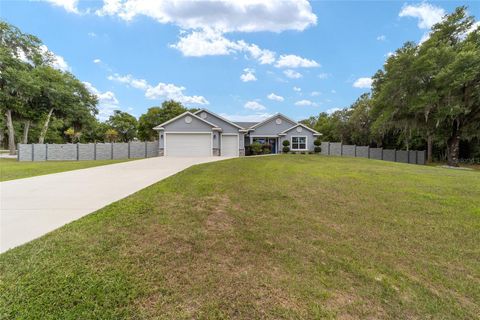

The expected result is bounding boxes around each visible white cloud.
[45,0,80,14]
[311,91,321,96]
[267,93,284,102]
[244,101,266,111]
[94,0,317,33]
[293,86,301,92]
[93,58,101,64]
[242,42,276,64]
[283,69,302,79]
[376,35,386,41]
[83,81,120,120]
[353,77,373,89]
[108,73,209,105]
[275,54,320,68]
[220,112,272,122]
[240,68,257,82]
[317,72,330,79]
[326,107,341,114]
[295,99,316,106]
[399,3,445,29]
[40,45,70,71]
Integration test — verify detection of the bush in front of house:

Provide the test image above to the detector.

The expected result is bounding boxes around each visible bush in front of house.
[250,142,263,155]
[282,140,290,153]
[314,138,322,153]
[262,144,271,154]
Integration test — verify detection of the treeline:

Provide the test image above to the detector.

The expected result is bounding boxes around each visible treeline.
[302,7,480,166]
[0,21,191,154]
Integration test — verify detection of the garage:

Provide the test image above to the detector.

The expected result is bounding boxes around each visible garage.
[221,134,239,157]
[165,133,212,157]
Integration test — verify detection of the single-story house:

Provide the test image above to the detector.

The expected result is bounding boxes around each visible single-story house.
[153,109,321,157]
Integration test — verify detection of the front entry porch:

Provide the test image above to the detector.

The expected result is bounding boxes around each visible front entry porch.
[248,136,279,154]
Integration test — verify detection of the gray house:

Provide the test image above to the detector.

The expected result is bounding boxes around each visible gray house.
[153,109,321,157]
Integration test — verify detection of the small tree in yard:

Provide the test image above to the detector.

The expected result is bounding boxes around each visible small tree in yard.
[314,138,322,153]
[105,128,119,142]
[282,140,290,153]
[250,142,262,155]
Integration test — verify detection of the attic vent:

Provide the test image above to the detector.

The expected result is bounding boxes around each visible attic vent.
[185,116,192,124]
[276,118,282,125]
[296,126,303,133]
[200,112,207,119]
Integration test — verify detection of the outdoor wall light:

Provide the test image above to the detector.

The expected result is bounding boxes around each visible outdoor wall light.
[161,134,163,139]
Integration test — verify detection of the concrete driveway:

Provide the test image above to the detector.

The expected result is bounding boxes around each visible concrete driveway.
[0,156,229,253]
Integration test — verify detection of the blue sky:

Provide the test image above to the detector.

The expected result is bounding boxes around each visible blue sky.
[2,0,478,121]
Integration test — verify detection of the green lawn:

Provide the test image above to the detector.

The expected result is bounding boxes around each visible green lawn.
[0,158,131,182]
[1,155,479,319]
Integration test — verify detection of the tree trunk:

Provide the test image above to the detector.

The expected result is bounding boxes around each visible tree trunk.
[0,125,4,150]
[427,134,433,163]
[5,109,16,155]
[22,120,30,144]
[38,108,54,144]
[447,122,460,167]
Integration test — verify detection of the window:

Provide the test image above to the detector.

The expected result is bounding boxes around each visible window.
[292,136,306,150]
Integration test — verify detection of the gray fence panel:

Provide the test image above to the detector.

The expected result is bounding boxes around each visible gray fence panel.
[396,150,409,163]
[408,150,417,164]
[330,143,342,156]
[113,143,128,159]
[342,145,355,157]
[47,144,76,161]
[33,144,47,161]
[417,150,426,165]
[18,144,32,161]
[146,141,159,158]
[369,148,382,160]
[78,144,94,160]
[96,143,112,160]
[320,142,329,155]
[129,142,145,158]
[356,146,369,158]
[383,149,396,162]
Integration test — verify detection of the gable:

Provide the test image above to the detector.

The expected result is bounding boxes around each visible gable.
[196,110,240,133]
[162,114,215,132]
[251,115,297,135]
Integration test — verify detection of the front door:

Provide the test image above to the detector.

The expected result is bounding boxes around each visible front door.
[268,138,277,154]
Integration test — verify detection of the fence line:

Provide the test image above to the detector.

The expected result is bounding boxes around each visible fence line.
[18,141,159,162]
[320,142,426,165]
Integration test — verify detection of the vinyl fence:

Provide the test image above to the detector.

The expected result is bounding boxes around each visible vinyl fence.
[321,142,426,165]
[18,141,159,162]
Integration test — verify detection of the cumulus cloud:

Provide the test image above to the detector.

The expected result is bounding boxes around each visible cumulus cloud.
[83,81,120,120]
[240,68,257,82]
[219,112,272,122]
[376,35,386,41]
[39,45,70,71]
[94,0,317,33]
[293,86,302,92]
[275,54,320,68]
[294,99,316,106]
[244,101,266,111]
[353,77,373,89]
[317,72,330,79]
[108,73,209,105]
[267,93,284,102]
[399,3,445,29]
[283,69,302,79]
[45,0,80,14]
[93,58,102,64]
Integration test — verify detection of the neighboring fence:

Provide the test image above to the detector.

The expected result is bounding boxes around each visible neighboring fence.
[321,142,426,165]
[18,141,159,162]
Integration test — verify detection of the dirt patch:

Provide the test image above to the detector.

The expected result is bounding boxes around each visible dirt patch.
[204,196,235,232]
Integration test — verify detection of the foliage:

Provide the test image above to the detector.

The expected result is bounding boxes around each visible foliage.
[104,128,119,143]
[250,142,262,155]
[314,138,321,146]
[282,146,290,153]
[106,110,137,142]
[314,146,321,153]
[137,100,187,141]
[282,140,290,147]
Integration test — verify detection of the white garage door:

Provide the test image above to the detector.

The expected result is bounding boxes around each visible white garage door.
[221,135,239,157]
[165,133,212,157]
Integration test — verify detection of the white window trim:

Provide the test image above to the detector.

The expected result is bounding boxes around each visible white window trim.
[291,136,308,151]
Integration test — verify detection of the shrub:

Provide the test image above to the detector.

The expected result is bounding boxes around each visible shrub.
[282,146,290,153]
[314,138,322,147]
[314,146,322,153]
[282,140,290,147]
[250,142,262,155]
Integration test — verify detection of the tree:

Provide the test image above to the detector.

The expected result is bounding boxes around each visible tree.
[106,110,137,142]
[105,128,119,142]
[138,100,187,140]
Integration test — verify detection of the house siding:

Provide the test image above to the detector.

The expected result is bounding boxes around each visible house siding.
[158,114,214,149]
[279,129,316,152]
[251,116,297,136]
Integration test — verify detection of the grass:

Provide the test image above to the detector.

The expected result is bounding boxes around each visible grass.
[1,155,479,319]
[0,158,132,182]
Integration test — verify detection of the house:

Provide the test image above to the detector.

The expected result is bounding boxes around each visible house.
[153,109,321,157]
